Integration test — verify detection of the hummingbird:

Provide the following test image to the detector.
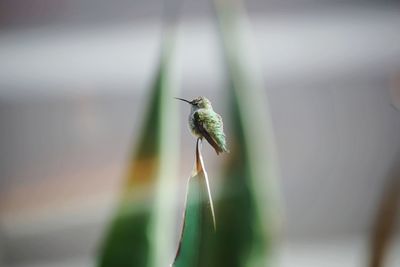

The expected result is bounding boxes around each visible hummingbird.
[175,96,229,155]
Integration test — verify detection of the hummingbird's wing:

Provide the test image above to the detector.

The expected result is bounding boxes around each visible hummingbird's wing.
[194,111,224,155]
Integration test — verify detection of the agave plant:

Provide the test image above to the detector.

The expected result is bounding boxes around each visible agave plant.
[98,0,281,266]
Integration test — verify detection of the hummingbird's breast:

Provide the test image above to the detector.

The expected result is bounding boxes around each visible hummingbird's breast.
[188,110,202,137]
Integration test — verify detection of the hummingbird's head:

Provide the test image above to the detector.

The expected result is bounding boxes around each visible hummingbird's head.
[191,96,212,109]
[175,96,212,110]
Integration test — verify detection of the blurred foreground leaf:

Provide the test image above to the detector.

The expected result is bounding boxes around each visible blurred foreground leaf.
[210,0,282,266]
[97,29,180,267]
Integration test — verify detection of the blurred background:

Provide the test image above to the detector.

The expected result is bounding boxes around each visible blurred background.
[0,0,400,266]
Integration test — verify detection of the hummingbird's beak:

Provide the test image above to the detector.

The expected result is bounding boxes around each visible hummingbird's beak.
[174,97,192,104]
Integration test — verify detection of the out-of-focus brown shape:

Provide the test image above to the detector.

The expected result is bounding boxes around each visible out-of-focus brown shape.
[369,157,400,267]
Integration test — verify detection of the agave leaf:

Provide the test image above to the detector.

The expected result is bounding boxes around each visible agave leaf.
[209,0,282,266]
[97,29,179,267]
[172,140,216,267]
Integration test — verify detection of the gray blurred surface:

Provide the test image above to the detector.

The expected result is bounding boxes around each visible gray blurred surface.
[0,0,398,31]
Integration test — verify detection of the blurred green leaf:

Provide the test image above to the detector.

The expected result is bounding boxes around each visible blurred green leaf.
[97,29,180,267]
[209,0,282,266]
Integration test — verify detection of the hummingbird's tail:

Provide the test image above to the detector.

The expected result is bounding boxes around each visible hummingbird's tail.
[212,143,229,155]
